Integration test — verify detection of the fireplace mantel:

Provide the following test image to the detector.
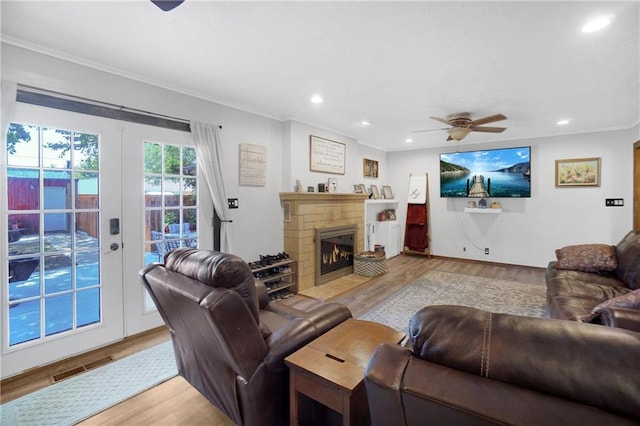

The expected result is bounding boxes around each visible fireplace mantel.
[280,192,368,290]
[279,192,369,202]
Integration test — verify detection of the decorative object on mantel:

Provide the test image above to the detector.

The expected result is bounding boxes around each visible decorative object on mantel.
[309,135,345,175]
[239,143,266,186]
[354,184,363,193]
[363,158,379,178]
[295,180,303,192]
[370,184,380,199]
[478,198,488,208]
[382,185,394,199]
[307,186,314,192]
[555,157,600,187]
[359,183,367,194]
[468,200,477,208]
[327,177,337,192]
[318,183,326,193]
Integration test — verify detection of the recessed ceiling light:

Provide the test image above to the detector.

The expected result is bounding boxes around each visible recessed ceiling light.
[405,138,413,143]
[582,15,612,33]
[361,120,371,126]
[557,119,571,125]
[310,95,323,104]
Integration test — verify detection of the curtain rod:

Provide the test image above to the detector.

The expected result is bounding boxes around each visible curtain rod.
[16,84,222,132]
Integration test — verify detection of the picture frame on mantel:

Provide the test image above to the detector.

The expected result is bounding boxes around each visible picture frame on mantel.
[555,157,601,187]
[363,158,379,178]
[309,135,345,175]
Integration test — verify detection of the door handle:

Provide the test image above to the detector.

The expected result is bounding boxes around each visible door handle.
[104,243,120,253]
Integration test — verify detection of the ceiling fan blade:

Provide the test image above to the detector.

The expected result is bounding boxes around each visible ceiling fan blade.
[429,116,452,126]
[470,126,507,133]
[151,0,184,11]
[470,113,507,126]
[410,127,449,134]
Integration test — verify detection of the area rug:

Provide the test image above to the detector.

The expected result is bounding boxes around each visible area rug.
[0,340,177,425]
[299,273,373,301]
[359,270,549,333]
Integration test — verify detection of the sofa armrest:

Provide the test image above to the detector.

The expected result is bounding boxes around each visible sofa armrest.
[364,344,412,426]
[598,306,640,332]
[262,303,352,373]
[410,305,640,421]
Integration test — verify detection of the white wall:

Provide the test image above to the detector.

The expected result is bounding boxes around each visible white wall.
[388,127,637,267]
[284,120,389,194]
[3,43,637,267]
[2,44,392,262]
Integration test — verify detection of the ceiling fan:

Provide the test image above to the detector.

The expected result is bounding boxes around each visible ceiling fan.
[412,112,507,141]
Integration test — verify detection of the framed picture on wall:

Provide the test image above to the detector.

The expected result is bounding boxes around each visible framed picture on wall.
[555,157,601,187]
[363,158,379,178]
[309,135,345,175]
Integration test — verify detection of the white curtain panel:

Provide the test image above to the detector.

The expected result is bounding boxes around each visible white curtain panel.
[190,121,233,253]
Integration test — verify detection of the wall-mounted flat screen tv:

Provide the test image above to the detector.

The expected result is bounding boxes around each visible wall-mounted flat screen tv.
[440,146,531,198]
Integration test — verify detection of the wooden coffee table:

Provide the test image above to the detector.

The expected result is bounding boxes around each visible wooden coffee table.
[285,318,405,426]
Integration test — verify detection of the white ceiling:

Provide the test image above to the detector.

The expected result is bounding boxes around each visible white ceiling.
[1,1,638,151]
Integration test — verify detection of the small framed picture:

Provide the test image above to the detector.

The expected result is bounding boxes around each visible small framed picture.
[359,183,367,194]
[382,185,394,199]
[295,180,303,192]
[370,184,380,199]
[363,158,379,178]
[354,184,363,193]
[327,177,337,192]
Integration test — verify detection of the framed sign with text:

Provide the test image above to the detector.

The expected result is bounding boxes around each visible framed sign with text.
[309,135,345,175]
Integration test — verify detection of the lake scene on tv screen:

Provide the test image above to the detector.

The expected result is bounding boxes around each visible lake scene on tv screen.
[440,147,531,198]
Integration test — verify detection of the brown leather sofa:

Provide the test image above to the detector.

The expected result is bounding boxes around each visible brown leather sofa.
[139,248,352,426]
[365,305,640,426]
[546,230,640,331]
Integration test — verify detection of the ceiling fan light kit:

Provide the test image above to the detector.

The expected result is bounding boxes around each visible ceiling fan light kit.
[447,127,472,141]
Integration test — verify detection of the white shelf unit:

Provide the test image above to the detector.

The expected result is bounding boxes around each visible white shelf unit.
[464,208,502,214]
[364,199,401,257]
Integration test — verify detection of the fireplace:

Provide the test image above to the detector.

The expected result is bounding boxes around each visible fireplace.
[315,224,357,285]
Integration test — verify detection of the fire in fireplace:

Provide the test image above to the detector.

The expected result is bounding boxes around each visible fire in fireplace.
[315,224,357,285]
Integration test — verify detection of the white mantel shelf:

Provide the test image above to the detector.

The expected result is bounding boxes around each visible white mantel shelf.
[280,192,369,202]
[365,198,398,204]
[464,208,502,214]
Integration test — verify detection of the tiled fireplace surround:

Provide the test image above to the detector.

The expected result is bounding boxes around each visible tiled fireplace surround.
[280,192,369,291]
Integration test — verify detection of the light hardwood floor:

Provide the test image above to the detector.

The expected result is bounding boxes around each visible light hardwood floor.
[1,255,546,425]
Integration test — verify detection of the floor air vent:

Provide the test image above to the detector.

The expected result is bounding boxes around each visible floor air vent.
[53,366,86,382]
[52,356,114,382]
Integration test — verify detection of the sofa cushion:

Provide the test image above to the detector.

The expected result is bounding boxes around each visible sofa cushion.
[549,295,603,322]
[555,244,618,273]
[586,288,640,323]
[546,269,629,302]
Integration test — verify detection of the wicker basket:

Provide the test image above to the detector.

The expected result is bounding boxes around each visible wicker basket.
[353,253,386,277]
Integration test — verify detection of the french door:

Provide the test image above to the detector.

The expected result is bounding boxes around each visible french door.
[2,104,125,377]
[2,103,212,378]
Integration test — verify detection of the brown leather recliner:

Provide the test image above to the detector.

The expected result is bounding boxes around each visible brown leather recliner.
[139,248,352,426]
[365,305,640,426]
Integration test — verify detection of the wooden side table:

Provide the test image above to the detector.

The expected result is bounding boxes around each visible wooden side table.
[285,318,405,426]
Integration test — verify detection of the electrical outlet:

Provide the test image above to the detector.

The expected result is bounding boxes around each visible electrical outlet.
[605,198,624,207]
[484,248,490,255]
